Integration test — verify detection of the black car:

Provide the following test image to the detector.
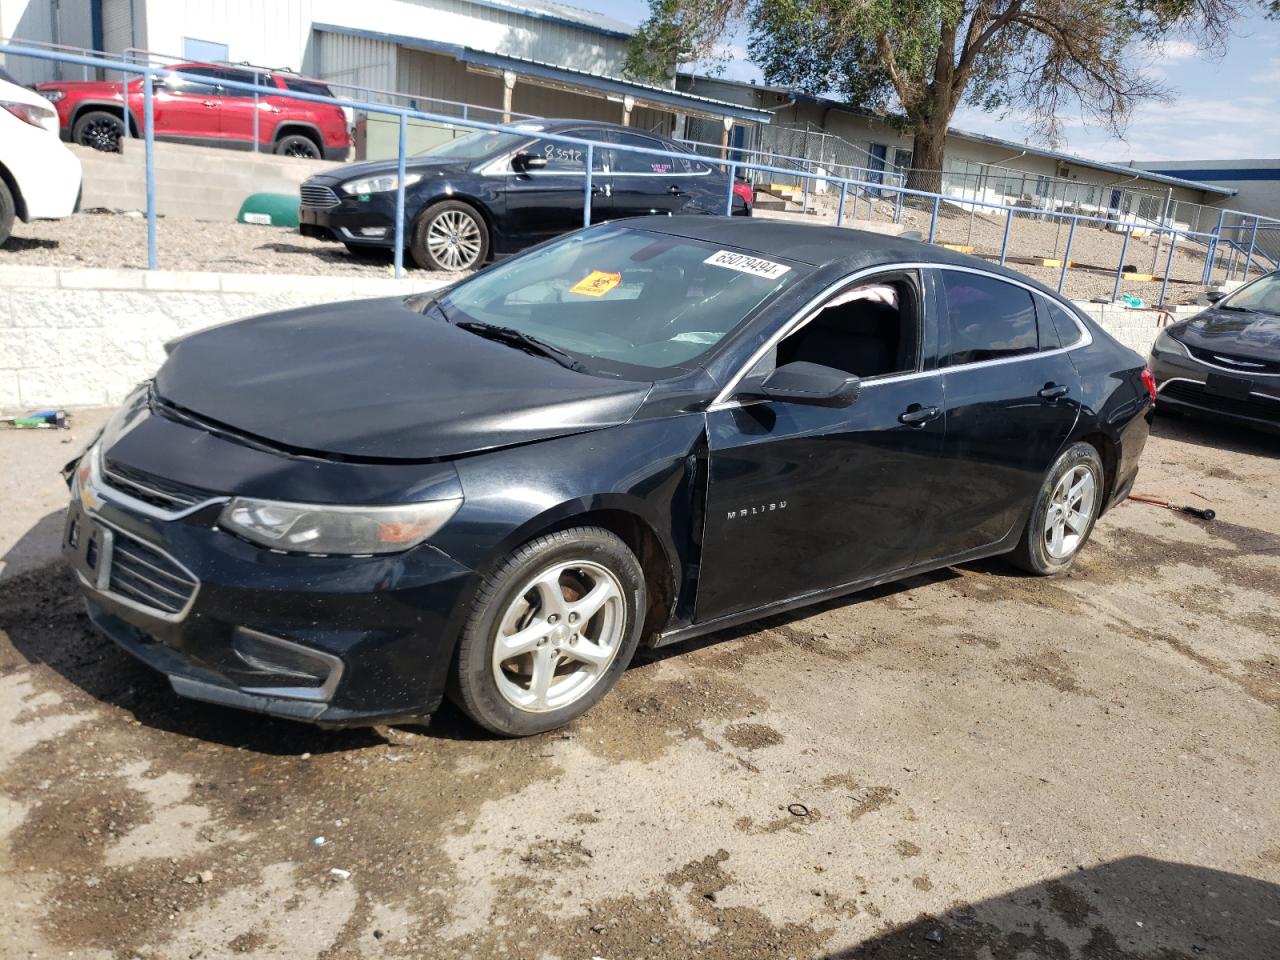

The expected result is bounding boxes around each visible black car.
[64,218,1153,736]
[298,119,751,271]
[1148,271,1280,432]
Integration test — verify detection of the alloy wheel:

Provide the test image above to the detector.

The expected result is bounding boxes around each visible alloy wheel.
[1043,465,1096,560]
[426,210,483,270]
[81,117,122,152]
[491,560,626,713]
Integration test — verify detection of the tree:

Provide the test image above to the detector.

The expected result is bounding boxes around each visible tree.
[627,0,1239,192]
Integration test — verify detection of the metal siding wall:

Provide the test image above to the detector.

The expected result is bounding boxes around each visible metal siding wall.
[0,0,54,82]
[317,29,400,103]
[100,0,133,53]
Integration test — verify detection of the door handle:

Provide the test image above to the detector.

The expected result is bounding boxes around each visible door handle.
[898,404,941,427]
[201,100,217,107]
[668,184,689,197]
[591,184,609,196]
[1038,383,1070,400]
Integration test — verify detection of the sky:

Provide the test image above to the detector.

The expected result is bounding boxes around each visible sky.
[578,0,1280,163]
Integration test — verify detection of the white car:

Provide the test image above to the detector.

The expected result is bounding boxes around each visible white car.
[0,67,82,246]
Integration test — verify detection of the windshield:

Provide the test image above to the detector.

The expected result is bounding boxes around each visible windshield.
[416,127,541,161]
[438,225,804,377]
[1221,272,1280,315]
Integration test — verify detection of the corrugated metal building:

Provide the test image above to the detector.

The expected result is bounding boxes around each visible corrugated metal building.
[2,0,770,146]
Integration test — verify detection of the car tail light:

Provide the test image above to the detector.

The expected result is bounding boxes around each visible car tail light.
[733,181,753,205]
[1141,368,1157,402]
[2,100,57,131]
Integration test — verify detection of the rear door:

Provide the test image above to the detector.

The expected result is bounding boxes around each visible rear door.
[607,130,687,218]
[502,128,612,245]
[923,268,1081,560]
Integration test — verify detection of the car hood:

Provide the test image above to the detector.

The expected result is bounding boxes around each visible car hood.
[307,155,470,186]
[154,297,652,461]
[1175,307,1280,363]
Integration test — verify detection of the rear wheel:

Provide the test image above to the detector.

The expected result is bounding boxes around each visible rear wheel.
[0,178,14,246]
[274,134,321,159]
[72,110,125,152]
[410,200,488,271]
[1008,442,1104,575]
[449,527,645,736]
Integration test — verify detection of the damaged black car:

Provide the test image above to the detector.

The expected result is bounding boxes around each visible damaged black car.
[64,218,1154,736]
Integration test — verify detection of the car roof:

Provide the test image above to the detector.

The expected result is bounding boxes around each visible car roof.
[622,215,1066,297]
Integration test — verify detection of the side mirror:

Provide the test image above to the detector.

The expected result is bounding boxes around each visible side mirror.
[1205,289,1227,303]
[752,361,861,408]
[513,153,547,172]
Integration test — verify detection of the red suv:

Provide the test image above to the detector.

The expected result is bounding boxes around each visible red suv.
[37,64,350,159]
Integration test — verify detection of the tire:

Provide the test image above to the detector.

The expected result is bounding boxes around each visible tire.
[1008,441,1105,575]
[0,178,14,247]
[450,527,646,737]
[410,200,489,271]
[274,134,321,159]
[72,110,125,152]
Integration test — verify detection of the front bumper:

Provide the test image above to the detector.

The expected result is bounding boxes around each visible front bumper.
[63,464,476,726]
[299,189,401,247]
[1149,339,1280,433]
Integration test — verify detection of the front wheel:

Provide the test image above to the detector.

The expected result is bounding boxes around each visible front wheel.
[410,200,489,271]
[450,527,646,736]
[0,177,14,246]
[72,110,125,152]
[1008,441,1104,575]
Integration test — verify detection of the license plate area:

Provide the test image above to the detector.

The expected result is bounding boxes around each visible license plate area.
[1205,373,1253,400]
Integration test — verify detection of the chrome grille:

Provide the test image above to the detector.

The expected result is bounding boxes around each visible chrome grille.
[107,529,199,617]
[1185,344,1280,375]
[102,459,213,511]
[300,184,341,208]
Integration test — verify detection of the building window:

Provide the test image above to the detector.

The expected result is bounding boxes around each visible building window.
[182,37,229,63]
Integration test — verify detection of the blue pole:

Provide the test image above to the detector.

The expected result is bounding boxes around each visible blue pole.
[120,58,129,141]
[143,68,156,270]
[1244,216,1259,281]
[999,209,1012,266]
[928,196,940,244]
[836,181,847,227]
[894,176,903,224]
[1158,231,1178,307]
[394,113,406,279]
[252,69,260,154]
[1057,216,1077,294]
[1206,208,1226,285]
[724,161,736,216]
[583,143,594,228]
[1112,228,1131,302]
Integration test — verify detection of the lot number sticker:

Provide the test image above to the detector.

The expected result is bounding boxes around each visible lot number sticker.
[704,250,791,279]
[569,270,623,297]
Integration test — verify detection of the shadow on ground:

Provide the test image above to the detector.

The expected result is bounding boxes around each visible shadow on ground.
[1150,410,1278,458]
[829,856,1280,959]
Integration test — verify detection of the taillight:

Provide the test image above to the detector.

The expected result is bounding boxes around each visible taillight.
[2,101,55,129]
[1141,368,1157,402]
[733,182,753,204]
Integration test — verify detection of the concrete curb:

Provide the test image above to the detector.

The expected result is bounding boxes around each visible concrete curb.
[0,264,446,296]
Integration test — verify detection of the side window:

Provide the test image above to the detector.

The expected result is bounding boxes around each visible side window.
[214,68,258,97]
[1036,299,1062,350]
[521,131,606,173]
[939,271,1038,366]
[1044,300,1084,348]
[766,274,922,381]
[610,132,686,175]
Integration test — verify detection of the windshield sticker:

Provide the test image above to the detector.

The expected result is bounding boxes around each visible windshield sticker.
[569,270,623,297]
[703,250,791,280]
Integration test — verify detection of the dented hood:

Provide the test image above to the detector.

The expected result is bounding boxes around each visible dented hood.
[154,296,651,460]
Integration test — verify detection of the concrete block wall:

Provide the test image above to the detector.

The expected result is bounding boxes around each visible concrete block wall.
[75,141,339,222]
[0,265,448,409]
[1074,304,1201,356]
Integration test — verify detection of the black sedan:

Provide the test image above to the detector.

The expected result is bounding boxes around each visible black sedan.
[64,219,1153,736]
[1148,271,1280,432]
[298,119,751,271]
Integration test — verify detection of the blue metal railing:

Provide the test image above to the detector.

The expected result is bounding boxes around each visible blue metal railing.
[5,40,1279,303]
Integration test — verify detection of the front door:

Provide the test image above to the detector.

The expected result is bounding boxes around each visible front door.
[151,71,221,141]
[696,270,946,621]
[923,268,1081,559]
[503,129,612,246]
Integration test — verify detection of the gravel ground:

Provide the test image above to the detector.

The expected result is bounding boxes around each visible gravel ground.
[1,409,1278,959]
[2,206,1228,305]
[1,211,440,278]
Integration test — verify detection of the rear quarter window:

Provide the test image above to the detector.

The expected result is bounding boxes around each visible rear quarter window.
[940,271,1038,366]
[280,77,335,98]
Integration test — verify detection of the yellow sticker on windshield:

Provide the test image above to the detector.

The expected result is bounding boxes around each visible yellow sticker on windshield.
[570,270,622,297]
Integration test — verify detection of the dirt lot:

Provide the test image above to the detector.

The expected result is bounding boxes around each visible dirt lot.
[0,410,1277,960]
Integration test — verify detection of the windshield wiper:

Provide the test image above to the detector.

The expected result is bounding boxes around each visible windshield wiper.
[1217,303,1256,312]
[454,320,586,372]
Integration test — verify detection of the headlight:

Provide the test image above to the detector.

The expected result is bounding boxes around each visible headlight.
[1153,328,1188,356]
[340,173,423,196]
[219,497,461,555]
[41,90,65,102]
